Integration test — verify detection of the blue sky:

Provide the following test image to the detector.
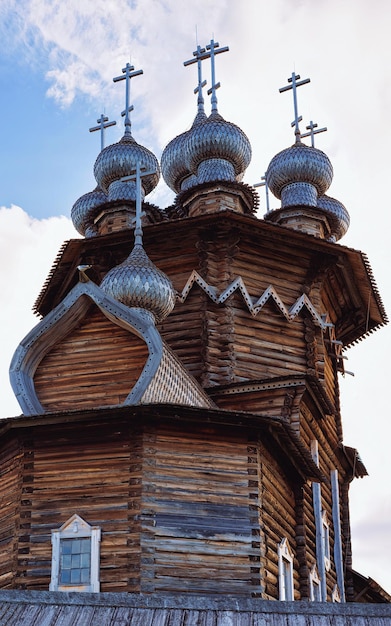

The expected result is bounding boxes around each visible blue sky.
[0,0,390,594]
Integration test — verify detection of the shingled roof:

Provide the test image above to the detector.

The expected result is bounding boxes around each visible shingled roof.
[0,591,390,625]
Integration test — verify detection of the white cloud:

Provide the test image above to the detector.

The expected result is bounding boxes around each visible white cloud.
[0,206,78,418]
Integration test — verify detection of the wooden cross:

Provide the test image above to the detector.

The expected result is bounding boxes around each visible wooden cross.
[89,114,116,151]
[120,164,157,246]
[113,62,143,133]
[185,39,229,113]
[279,72,310,141]
[301,120,327,147]
[254,175,270,212]
[184,44,208,116]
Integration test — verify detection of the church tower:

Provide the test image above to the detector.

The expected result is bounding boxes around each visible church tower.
[1,41,389,617]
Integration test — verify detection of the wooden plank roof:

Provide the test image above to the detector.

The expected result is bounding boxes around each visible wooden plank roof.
[0,590,390,625]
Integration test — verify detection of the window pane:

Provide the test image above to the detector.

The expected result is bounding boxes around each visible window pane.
[61,541,72,555]
[81,568,90,583]
[59,537,91,586]
[61,555,72,569]
[71,569,81,584]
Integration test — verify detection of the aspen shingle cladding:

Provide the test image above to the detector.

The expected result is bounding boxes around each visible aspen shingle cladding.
[0,590,390,625]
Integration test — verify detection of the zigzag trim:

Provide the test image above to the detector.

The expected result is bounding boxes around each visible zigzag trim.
[176,271,332,331]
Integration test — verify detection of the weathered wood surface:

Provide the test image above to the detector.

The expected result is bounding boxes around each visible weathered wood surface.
[14,421,143,593]
[34,307,147,411]
[141,425,262,596]
[0,590,390,626]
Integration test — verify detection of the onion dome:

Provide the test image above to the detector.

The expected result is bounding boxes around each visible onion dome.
[93,133,160,195]
[100,243,176,323]
[161,99,208,193]
[185,111,252,185]
[71,186,108,237]
[266,142,333,208]
[317,194,350,241]
[161,129,192,193]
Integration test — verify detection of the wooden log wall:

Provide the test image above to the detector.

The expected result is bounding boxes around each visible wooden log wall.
[152,222,335,403]
[258,440,299,600]
[140,424,263,597]
[0,436,22,588]
[34,307,148,412]
[298,403,343,600]
[13,420,142,592]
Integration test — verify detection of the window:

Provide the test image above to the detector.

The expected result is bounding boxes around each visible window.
[322,510,331,571]
[50,514,101,592]
[278,538,294,601]
[309,564,322,601]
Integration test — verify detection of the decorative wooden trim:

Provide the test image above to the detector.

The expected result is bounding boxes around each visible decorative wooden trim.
[177,271,332,330]
[10,277,213,416]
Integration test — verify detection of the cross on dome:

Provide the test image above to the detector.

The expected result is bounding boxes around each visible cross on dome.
[89,114,116,151]
[254,174,270,212]
[206,39,229,113]
[184,44,208,117]
[113,62,143,134]
[279,72,310,142]
[301,120,328,147]
[120,164,157,246]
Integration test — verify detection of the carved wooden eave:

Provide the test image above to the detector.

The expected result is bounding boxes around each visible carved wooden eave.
[0,403,324,483]
[33,213,387,349]
[10,277,214,416]
[208,374,336,419]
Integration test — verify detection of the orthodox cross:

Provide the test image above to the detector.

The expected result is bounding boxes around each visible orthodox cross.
[301,120,327,147]
[254,175,270,212]
[279,72,310,141]
[206,39,229,113]
[184,44,207,117]
[120,164,157,246]
[89,114,116,151]
[113,62,143,134]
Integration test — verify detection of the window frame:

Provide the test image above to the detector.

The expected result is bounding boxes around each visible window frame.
[309,563,322,601]
[322,509,331,572]
[49,514,101,592]
[278,538,294,601]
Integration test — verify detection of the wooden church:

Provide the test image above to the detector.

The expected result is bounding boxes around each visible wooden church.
[1,41,390,623]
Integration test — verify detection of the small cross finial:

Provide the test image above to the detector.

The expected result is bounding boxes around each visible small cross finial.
[254,175,270,212]
[89,114,116,151]
[279,72,310,142]
[113,62,143,134]
[206,39,229,113]
[301,120,327,147]
[120,164,157,247]
[184,44,208,117]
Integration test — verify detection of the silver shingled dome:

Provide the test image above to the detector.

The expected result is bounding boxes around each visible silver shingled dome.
[266,142,333,204]
[185,111,252,184]
[100,244,176,323]
[161,129,192,193]
[71,186,108,237]
[94,133,160,195]
[317,194,350,241]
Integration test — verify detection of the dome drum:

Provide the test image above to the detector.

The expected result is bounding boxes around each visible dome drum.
[281,182,318,208]
[108,180,145,203]
[197,158,236,184]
